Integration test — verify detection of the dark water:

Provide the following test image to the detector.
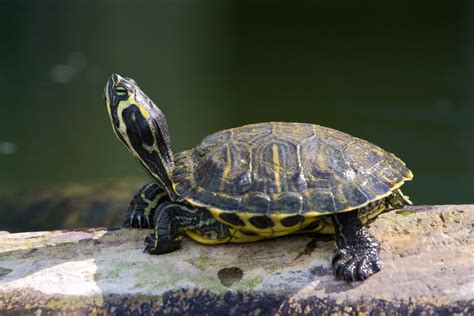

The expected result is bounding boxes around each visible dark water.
[0,1,473,230]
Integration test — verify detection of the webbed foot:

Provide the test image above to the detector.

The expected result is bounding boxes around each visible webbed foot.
[123,182,169,229]
[332,247,382,281]
[143,201,232,255]
[144,233,182,254]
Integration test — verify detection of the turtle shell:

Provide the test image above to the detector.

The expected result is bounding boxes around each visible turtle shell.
[172,122,412,233]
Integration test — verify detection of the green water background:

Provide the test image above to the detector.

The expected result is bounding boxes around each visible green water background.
[0,1,473,230]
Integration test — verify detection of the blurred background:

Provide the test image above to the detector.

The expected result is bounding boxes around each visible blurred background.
[0,1,472,232]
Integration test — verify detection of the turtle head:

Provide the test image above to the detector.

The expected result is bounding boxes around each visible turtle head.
[104,73,176,199]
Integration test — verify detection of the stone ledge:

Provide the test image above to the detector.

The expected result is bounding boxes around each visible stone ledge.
[0,205,473,314]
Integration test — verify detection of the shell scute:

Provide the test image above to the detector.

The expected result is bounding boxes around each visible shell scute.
[363,174,392,196]
[289,171,307,192]
[241,192,270,214]
[323,131,353,148]
[197,130,232,151]
[232,123,273,144]
[302,188,338,213]
[172,122,413,216]
[235,171,252,194]
[270,192,303,213]
[341,183,370,207]
[272,123,315,143]
[251,139,300,194]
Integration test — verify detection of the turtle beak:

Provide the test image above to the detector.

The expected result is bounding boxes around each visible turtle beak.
[111,73,122,84]
[107,73,126,94]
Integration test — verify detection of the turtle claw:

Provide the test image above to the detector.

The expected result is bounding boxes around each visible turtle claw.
[332,248,382,281]
[144,233,182,255]
[123,210,154,229]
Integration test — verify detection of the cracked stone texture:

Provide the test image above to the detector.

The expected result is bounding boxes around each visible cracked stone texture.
[0,205,473,314]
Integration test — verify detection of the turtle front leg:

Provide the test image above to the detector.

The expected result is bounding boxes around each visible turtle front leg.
[123,182,169,229]
[332,211,382,281]
[144,202,230,254]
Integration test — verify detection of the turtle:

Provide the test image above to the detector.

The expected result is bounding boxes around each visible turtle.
[104,73,413,281]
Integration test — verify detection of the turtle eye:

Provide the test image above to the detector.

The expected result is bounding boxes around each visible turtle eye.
[115,86,128,97]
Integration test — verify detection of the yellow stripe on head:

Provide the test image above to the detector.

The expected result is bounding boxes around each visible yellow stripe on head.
[104,73,177,199]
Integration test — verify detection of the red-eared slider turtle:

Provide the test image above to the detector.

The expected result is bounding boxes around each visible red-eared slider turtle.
[104,74,413,281]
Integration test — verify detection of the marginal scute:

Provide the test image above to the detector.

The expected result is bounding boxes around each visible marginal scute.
[303,189,338,213]
[363,175,391,196]
[380,162,406,183]
[341,183,369,208]
[372,162,404,186]
[344,140,384,170]
[390,159,412,181]
[241,192,270,214]
[173,122,413,217]
[213,194,241,210]
[270,192,303,213]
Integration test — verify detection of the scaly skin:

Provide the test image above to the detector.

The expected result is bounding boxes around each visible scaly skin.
[144,201,230,254]
[332,210,382,281]
[123,182,169,229]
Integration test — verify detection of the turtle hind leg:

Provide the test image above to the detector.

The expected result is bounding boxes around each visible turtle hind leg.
[144,202,230,255]
[332,210,382,281]
[123,182,169,229]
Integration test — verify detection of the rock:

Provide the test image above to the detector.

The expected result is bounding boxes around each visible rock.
[0,205,473,314]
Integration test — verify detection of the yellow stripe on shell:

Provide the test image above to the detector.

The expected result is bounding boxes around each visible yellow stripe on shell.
[272,143,282,193]
[220,145,232,191]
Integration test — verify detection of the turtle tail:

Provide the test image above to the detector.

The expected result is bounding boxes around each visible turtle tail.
[387,188,412,208]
